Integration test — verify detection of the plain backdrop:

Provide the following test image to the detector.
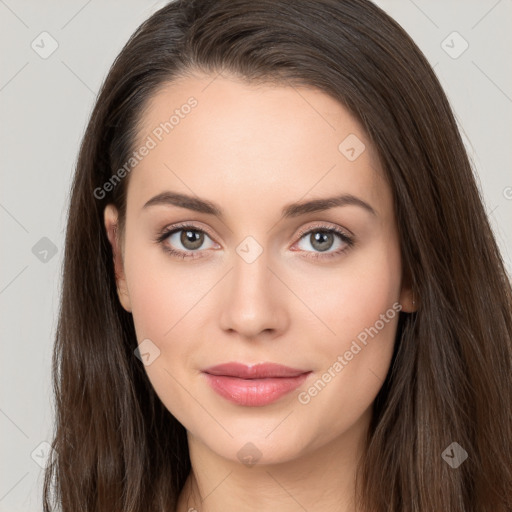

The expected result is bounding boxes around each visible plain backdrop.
[0,1,511,510]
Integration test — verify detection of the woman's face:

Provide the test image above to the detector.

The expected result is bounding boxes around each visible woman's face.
[105,73,414,465]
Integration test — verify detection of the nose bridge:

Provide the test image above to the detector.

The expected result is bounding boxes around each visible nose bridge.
[232,241,270,296]
[218,236,287,337]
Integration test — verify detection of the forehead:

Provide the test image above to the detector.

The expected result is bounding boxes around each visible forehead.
[128,73,390,219]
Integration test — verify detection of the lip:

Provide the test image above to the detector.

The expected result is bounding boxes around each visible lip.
[202,362,312,407]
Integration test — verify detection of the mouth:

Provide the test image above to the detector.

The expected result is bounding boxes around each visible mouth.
[202,362,312,407]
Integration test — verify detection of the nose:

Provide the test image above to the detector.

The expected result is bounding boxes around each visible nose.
[218,247,289,340]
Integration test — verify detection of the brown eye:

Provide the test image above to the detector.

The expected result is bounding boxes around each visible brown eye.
[156,225,217,257]
[179,229,205,250]
[294,225,354,260]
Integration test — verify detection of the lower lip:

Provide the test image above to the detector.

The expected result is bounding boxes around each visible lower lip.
[203,372,311,407]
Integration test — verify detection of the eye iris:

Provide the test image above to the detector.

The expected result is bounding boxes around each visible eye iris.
[310,231,334,252]
[173,229,339,253]
[180,229,204,250]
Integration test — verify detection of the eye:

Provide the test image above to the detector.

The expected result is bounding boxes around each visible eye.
[155,223,218,259]
[155,222,355,261]
[293,224,354,260]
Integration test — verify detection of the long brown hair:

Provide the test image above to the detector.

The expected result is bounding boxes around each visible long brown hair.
[43,0,512,510]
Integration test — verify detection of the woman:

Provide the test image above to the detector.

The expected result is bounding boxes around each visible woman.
[43,0,512,510]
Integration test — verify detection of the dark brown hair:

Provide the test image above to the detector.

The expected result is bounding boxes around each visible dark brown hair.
[43,0,512,510]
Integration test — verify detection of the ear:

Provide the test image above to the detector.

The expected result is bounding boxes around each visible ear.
[398,267,418,313]
[104,204,132,313]
[398,286,417,313]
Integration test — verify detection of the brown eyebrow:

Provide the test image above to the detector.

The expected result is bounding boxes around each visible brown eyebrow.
[282,194,377,217]
[142,191,377,218]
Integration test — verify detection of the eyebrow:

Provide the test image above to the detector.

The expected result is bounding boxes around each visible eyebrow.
[142,191,377,218]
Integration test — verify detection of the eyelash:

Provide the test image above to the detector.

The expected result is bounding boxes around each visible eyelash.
[154,222,355,261]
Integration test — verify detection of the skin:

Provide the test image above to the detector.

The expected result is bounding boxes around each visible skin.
[104,72,415,512]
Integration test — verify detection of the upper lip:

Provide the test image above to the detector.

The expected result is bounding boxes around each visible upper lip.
[202,362,310,379]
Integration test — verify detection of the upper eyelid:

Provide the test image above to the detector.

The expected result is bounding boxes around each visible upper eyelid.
[295,223,353,239]
[160,221,217,241]
[162,221,349,236]
[160,221,352,247]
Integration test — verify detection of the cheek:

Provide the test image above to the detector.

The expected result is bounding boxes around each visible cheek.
[123,237,204,340]
[123,242,205,420]
[122,241,201,409]
[293,236,402,439]
[292,231,402,351]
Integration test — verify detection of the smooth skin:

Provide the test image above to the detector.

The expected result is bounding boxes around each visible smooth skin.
[104,72,415,512]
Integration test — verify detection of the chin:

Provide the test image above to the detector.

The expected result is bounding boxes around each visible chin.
[190,423,312,468]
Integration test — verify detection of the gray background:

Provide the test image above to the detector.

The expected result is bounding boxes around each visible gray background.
[0,1,511,510]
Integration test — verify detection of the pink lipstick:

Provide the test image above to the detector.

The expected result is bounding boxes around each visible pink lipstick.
[202,362,311,407]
